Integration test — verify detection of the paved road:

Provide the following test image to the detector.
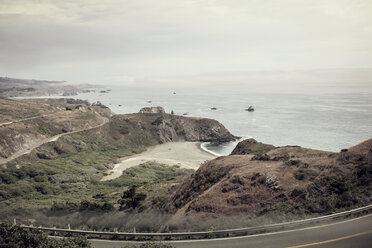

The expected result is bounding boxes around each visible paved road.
[90,214,372,248]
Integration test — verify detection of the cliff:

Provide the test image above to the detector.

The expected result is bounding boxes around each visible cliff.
[134,113,238,144]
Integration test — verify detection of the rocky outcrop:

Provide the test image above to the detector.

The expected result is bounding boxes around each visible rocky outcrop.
[92,101,103,106]
[152,114,237,144]
[139,106,166,114]
[231,138,276,155]
[114,113,238,145]
[65,99,90,105]
[245,106,254,112]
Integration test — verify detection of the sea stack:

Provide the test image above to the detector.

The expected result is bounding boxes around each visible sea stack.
[246,106,254,112]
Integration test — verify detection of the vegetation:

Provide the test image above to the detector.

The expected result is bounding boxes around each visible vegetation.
[0,116,193,232]
[231,138,275,155]
[271,151,372,215]
[0,223,91,248]
[0,158,192,232]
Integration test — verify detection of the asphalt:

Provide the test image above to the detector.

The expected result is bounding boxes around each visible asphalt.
[90,214,372,248]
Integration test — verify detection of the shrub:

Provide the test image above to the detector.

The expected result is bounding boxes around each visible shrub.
[0,223,91,248]
[290,188,307,200]
[119,186,147,210]
[294,169,318,181]
[251,154,270,161]
[286,160,301,166]
[0,172,16,184]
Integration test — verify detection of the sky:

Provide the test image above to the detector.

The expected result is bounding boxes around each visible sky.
[0,0,372,87]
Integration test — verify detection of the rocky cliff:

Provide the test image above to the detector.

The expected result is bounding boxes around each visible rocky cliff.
[136,113,238,144]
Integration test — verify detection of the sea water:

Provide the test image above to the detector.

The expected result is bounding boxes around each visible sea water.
[64,85,372,155]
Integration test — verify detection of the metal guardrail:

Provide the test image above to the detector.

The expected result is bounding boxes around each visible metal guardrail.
[21,204,372,240]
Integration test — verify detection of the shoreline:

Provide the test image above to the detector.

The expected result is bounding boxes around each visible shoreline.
[101,142,218,181]
[200,142,224,157]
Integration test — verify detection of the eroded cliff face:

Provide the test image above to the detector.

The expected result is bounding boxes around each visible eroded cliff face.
[151,114,238,144]
[106,113,238,146]
[164,139,372,231]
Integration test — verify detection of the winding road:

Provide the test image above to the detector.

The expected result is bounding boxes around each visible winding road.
[0,114,50,127]
[0,113,109,165]
[90,214,372,248]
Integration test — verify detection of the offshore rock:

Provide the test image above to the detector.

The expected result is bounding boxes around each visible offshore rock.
[246,106,254,112]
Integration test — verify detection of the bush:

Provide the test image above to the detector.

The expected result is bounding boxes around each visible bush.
[251,154,270,161]
[0,223,91,248]
[293,169,318,181]
[119,186,147,210]
[0,172,16,184]
[286,160,301,166]
[290,188,307,200]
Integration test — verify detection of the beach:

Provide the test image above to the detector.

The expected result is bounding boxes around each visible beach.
[101,142,217,181]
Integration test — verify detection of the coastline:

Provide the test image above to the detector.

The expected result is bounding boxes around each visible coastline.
[101,142,218,181]
[200,142,224,157]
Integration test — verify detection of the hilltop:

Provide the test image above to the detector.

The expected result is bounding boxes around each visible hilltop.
[165,138,372,231]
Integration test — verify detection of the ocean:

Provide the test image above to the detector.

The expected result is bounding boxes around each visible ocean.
[63,85,372,155]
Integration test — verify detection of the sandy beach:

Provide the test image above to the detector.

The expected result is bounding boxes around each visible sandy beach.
[101,142,217,181]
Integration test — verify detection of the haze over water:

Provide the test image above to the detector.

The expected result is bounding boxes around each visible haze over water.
[3,0,371,155]
[69,84,372,155]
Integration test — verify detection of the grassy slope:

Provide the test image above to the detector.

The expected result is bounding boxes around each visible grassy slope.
[0,102,206,231]
[165,140,372,231]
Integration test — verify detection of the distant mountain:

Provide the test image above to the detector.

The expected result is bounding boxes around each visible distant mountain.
[0,77,90,97]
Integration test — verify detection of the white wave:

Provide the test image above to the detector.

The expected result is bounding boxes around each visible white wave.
[200,143,223,157]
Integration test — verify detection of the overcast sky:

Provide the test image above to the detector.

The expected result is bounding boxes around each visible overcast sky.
[0,0,372,86]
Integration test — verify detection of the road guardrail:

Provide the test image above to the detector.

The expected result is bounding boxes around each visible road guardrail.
[20,204,372,241]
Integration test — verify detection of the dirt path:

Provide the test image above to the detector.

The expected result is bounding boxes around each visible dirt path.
[0,113,109,165]
[0,114,51,127]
